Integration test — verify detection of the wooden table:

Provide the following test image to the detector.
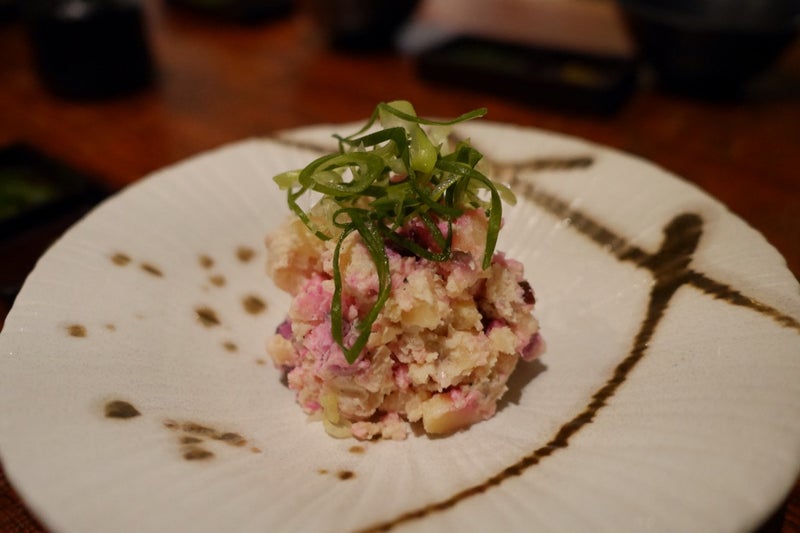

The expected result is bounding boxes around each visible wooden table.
[1,1,798,531]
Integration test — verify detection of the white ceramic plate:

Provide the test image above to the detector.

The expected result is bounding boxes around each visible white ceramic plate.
[1,122,799,533]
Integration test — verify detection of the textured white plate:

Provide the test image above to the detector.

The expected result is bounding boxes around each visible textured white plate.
[1,122,799,533]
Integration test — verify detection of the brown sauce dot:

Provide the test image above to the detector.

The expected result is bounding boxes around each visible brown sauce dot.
[111,253,131,266]
[140,263,163,277]
[215,432,247,447]
[195,306,220,327]
[318,469,329,475]
[180,436,203,444]
[209,274,226,287]
[255,358,267,366]
[104,400,141,419]
[104,323,116,331]
[223,341,238,353]
[163,419,179,430]
[250,447,262,454]
[182,422,217,437]
[67,324,86,337]
[243,295,266,315]
[183,447,214,461]
[199,255,214,269]
[338,470,355,480]
[236,246,255,263]
[348,446,365,455]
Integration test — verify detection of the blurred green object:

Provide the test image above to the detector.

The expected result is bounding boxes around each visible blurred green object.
[0,143,110,304]
[0,143,108,240]
[0,168,61,221]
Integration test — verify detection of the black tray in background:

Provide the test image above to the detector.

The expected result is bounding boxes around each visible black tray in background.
[416,36,638,115]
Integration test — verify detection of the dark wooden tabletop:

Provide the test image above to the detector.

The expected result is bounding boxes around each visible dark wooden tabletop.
[1,0,798,531]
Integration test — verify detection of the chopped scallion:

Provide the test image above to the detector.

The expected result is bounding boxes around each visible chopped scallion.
[274,101,514,363]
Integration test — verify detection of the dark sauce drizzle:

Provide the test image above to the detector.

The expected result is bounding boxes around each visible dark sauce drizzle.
[509,169,800,334]
[271,134,800,532]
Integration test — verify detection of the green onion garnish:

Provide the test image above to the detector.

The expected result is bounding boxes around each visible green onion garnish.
[273,101,515,363]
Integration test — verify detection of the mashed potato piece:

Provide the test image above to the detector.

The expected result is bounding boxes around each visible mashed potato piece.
[266,209,543,440]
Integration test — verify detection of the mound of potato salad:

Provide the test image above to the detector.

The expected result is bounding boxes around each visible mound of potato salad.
[266,101,543,439]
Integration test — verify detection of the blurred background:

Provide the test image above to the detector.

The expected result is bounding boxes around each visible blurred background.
[1,0,799,530]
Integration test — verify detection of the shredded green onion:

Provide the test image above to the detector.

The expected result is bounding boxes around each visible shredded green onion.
[273,101,515,363]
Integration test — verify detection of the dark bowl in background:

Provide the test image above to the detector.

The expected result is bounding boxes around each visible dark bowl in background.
[0,0,19,22]
[305,0,420,51]
[24,0,155,100]
[166,0,293,23]
[617,0,800,96]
